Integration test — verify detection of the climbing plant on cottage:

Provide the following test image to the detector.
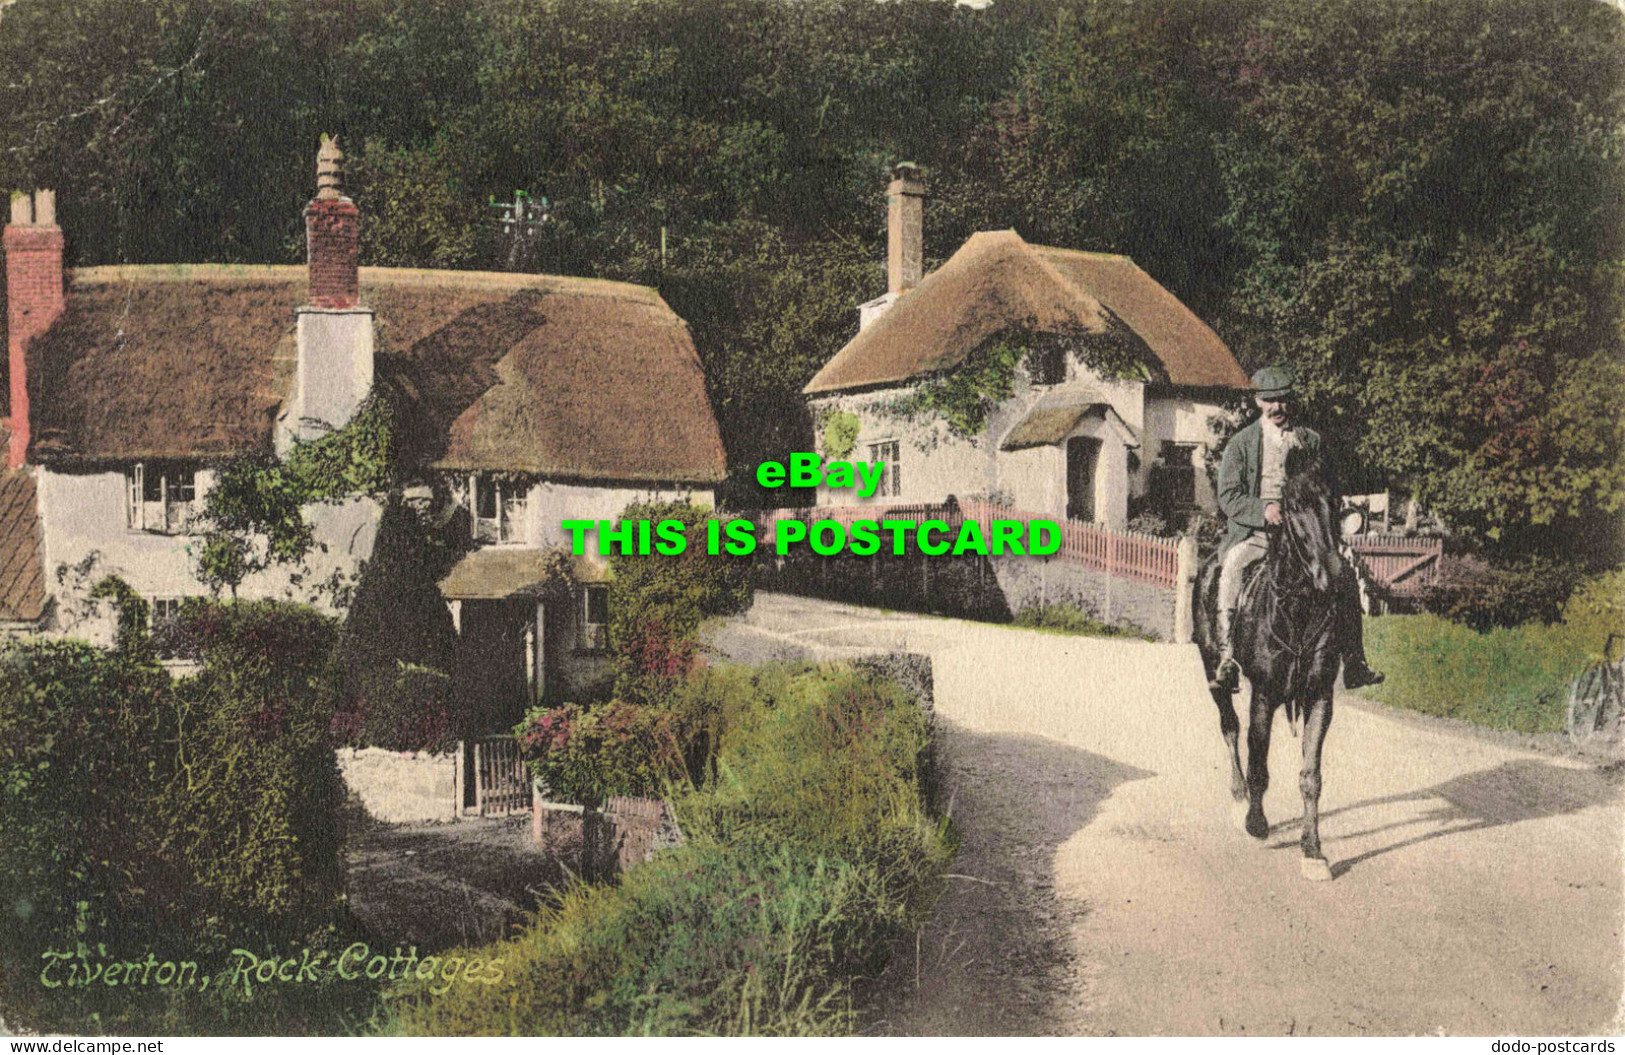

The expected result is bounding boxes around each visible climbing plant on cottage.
[880,320,1154,441]
[193,395,398,596]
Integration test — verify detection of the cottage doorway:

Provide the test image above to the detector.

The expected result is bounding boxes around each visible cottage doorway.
[454,599,536,732]
[1066,436,1101,522]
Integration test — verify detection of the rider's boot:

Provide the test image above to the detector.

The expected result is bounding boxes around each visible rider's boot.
[1343,657,1385,690]
[1208,608,1241,693]
[1337,566,1385,690]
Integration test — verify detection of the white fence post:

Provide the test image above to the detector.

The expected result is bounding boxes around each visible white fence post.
[1172,534,1199,644]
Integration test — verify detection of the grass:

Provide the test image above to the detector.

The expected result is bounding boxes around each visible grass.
[1010,603,1153,640]
[1359,572,1624,733]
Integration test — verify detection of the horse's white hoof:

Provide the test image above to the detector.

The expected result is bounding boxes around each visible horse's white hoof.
[1299,857,1333,882]
[1231,802,1252,833]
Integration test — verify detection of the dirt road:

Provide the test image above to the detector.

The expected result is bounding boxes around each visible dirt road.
[715,594,1624,1036]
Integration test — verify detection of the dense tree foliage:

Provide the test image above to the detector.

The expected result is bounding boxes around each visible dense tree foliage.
[2,0,1620,558]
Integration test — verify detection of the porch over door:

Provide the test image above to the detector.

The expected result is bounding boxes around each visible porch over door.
[1066,436,1101,522]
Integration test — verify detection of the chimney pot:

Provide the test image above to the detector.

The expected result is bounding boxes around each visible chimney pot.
[9,193,30,227]
[32,190,54,226]
[315,135,345,202]
[305,136,360,310]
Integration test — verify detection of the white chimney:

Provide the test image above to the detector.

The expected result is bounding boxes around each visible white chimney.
[283,136,374,451]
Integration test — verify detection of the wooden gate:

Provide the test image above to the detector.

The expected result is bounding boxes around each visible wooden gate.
[1348,534,1443,605]
[471,736,532,817]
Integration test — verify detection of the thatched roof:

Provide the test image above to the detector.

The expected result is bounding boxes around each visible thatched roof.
[19,266,725,485]
[1000,397,1139,451]
[438,548,609,600]
[803,230,1249,396]
[0,470,45,623]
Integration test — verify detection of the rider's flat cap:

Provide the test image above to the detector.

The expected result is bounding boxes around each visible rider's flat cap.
[1251,364,1298,400]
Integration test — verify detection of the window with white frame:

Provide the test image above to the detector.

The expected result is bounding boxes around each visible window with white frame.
[581,585,610,651]
[126,463,197,534]
[867,440,902,498]
[456,472,530,544]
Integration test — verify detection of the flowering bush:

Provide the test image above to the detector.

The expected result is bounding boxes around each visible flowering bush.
[515,700,685,806]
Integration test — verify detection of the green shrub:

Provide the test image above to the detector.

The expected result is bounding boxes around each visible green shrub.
[329,498,461,750]
[1012,603,1151,639]
[387,842,884,1036]
[1559,569,1625,656]
[1361,569,1625,733]
[1419,553,1583,631]
[607,500,753,702]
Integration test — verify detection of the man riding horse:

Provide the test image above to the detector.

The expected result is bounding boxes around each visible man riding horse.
[1208,364,1385,695]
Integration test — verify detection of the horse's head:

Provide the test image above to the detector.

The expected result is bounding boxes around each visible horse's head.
[1278,466,1344,593]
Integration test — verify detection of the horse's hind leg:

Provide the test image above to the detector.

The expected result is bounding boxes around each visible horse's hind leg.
[1298,691,1335,881]
[1244,687,1274,840]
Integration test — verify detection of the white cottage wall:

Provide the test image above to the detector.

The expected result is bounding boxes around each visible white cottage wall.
[526,481,717,554]
[39,467,380,644]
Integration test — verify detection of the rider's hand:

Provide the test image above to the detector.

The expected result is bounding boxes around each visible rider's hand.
[1264,502,1283,526]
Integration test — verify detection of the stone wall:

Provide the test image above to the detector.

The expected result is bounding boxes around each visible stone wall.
[337,746,459,824]
[757,549,1179,640]
[989,556,1176,640]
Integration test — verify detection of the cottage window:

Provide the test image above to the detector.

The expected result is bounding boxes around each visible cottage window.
[459,473,529,544]
[1152,442,1199,511]
[868,440,902,498]
[581,585,610,651]
[126,463,197,534]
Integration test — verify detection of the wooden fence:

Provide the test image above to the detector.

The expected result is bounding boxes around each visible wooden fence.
[758,500,1182,589]
[470,736,531,817]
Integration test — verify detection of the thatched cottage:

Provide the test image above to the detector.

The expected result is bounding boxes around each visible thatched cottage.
[0,142,725,710]
[803,167,1249,531]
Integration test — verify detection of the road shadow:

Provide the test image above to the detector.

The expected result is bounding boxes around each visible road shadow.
[1264,759,1623,878]
[860,720,1153,1036]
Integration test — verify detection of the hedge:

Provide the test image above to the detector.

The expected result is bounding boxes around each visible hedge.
[0,601,374,1035]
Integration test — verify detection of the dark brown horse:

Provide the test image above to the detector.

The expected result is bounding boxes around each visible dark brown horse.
[1195,468,1344,881]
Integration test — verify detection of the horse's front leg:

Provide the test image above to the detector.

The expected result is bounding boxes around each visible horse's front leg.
[1244,686,1274,840]
[1298,690,1335,881]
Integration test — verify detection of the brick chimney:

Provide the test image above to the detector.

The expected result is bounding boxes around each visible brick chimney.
[306,135,359,309]
[286,137,373,450]
[3,190,64,468]
[887,162,925,295]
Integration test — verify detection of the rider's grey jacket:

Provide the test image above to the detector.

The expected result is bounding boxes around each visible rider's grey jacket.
[1215,418,1324,559]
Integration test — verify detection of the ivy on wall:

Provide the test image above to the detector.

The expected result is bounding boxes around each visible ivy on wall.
[881,321,1153,440]
[194,396,397,596]
[818,410,860,460]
